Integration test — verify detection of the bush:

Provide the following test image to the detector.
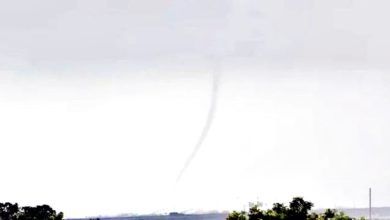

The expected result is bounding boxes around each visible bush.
[0,202,63,220]
[227,197,360,220]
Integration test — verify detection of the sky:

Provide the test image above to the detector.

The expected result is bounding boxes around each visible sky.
[1,0,390,218]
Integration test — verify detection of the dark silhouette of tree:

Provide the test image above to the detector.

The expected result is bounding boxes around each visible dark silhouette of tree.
[248,205,263,220]
[0,203,63,220]
[321,209,353,220]
[271,203,288,219]
[0,202,19,220]
[20,205,63,220]
[286,197,313,220]
[322,208,336,219]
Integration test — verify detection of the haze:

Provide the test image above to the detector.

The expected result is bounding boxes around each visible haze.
[1,0,390,218]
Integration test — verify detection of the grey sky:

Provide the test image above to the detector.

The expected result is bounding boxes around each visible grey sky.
[1,0,390,218]
[1,0,390,69]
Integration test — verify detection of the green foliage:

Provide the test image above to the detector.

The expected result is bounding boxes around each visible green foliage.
[287,197,313,220]
[0,203,63,220]
[319,209,355,220]
[322,208,337,219]
[271,203,288,219]
[248,205,263,220]
[331,211,352,220]
[227,197,356,220]
[307,212,319,220]
[227,210,248,220]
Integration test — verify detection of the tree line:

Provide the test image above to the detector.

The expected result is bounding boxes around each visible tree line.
[0,202,63,220]
[227,197,366,220]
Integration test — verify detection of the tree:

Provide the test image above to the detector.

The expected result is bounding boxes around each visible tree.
[227,211,248,220]
[307,212,319,220]
[271,203,288,219]
[322,209,336,219]
[248,204,264,220]
[0,203,63,220]
[226,197,356,220]
[286,197,313,220]
[0,203,19,220]
[333,211,352,220]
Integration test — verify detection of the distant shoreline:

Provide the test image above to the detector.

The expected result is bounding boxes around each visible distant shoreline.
[67,207,390,220]
[67,212,229,220]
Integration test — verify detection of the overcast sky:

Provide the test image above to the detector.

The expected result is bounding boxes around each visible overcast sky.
[1,0,390,218]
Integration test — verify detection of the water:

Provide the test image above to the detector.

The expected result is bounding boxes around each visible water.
[68,213,228,220]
